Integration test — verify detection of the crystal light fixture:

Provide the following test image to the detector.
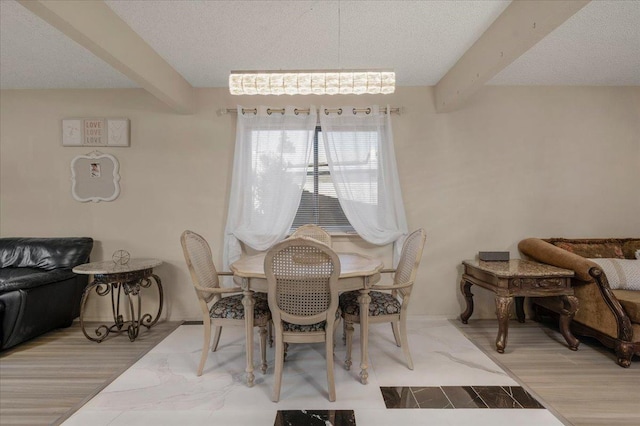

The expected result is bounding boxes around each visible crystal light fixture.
[229,70,395,95]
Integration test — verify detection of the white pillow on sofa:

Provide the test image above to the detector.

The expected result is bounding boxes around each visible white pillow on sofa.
[589,258,640,291]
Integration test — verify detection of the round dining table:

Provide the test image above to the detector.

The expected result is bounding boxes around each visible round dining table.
[230,252,383,387]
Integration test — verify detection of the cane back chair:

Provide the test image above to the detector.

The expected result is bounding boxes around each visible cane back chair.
[264,237,341,402]
[181,230,270,376]
[340,228,426,370]
[291,224,332,247]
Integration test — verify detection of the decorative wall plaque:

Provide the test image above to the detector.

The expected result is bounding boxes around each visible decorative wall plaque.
[62,118,130,147]
[71,151,121,202]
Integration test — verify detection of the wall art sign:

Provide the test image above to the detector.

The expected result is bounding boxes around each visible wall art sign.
[62,118,130,147]
[71,151,121,202]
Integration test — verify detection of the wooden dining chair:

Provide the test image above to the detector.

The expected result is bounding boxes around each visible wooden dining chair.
[264,237,341,402]
[340,228,426,370]
[291,224,332,246]
[180,230,270,376]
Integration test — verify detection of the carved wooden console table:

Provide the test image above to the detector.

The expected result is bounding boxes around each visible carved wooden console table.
[460,259,578,353]
[73,259,163,342]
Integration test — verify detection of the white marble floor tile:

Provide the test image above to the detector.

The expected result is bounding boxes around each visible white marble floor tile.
[62,318,559,426]
[85,336,384,412]
[358,318,517,387]
[63,410,123,426]
[67,409,276,426]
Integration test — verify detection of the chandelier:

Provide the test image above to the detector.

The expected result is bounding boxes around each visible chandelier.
[229,70,395,96]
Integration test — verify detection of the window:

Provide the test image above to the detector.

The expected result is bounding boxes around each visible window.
[291,127,353,232]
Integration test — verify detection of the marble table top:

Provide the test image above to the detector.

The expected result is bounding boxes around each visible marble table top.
[463,259,574,278]
[73,258,162,275]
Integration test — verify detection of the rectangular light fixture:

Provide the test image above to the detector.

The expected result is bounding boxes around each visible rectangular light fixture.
[229,70,395,96]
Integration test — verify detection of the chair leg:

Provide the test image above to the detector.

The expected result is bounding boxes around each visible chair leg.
[345,320,354,371]
[272,335,285,402]
[326,330,336,402]
[268,320,274,348]
[212,326,222,352]
[391,321,401,347]
[259,325,268,374]
[342,318,347,345]
[198,320,212,376]
[399,315,413,370]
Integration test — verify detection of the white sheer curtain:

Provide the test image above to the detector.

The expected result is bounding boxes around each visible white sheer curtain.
[319,105,408,264]
[224,105,316,268]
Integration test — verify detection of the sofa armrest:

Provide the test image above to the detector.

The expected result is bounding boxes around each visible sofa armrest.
[520,238,634,342]
[518,238,598,282]
[588,266,634,342]
[0,269,77,293]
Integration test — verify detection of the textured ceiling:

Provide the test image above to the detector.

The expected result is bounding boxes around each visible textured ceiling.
[490,1,640,85]
[0,0,137,89]
[104,0,510,88]
[0,0,638,90]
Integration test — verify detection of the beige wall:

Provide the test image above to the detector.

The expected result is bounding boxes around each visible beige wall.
[1,86,639,321]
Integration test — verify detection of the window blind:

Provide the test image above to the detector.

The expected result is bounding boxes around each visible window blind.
[291,128,353,231]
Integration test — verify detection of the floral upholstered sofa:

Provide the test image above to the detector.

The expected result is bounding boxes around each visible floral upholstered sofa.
[518,238,640,367]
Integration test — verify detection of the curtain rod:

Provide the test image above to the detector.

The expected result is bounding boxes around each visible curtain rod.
[218,106,401,116]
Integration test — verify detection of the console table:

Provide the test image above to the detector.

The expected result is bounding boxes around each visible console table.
[73,259,163,342]
[460,259,579,353]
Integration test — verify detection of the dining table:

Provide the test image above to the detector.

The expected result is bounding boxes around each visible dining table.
[230,251,383,387]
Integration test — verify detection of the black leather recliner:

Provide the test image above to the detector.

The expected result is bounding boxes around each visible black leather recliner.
[0,237,93,351]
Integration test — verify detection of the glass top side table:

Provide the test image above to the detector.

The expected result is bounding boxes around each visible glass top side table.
[73,258,163,342]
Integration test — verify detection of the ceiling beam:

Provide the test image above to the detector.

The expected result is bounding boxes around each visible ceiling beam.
[435,0,590,113]
[18,0,195,114]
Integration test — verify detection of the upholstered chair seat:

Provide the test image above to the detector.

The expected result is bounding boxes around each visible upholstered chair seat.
[340,291,401,317]
[282,310,341,332]
[210,293,270,321]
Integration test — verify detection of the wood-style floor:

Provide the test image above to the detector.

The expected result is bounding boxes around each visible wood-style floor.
[456,319,640,426]
[1,319,638,426]
[0,321,181,426]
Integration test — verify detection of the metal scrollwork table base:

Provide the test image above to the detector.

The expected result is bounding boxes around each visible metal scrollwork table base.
[73,259,163,342]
